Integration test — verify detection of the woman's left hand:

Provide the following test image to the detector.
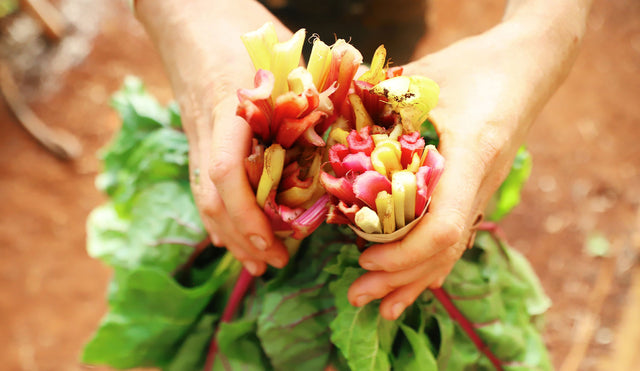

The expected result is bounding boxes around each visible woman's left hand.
[346,14,586,320]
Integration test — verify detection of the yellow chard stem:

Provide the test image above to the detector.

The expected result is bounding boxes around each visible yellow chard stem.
[392,171,417,228]
[276,153,322,208]
[407,152,422,173]
[270,28,306,100]
[256,144,286,208]
[371,134,389,145]
[348,94,375,131]
[329,127,349,146]
[240,22,279,71]
[392,175,406,228]
[375,191,395,234]
[388,124,403,141]
[358,45,387,85]
[355,207,382,234]
[288,66,315,95]
[307,39,332,90]
[371,142,402,178]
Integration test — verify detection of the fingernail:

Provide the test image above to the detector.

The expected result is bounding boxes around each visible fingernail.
[360,259,381,271]
[391,302,405,319]
[249,234,268,251]
[244,261,259,275]
[355,294,372,307]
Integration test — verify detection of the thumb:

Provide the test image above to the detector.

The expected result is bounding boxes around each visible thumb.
[359,134,487,272]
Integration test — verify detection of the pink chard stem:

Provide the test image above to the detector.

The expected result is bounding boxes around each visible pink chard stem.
[204,268,256,371]
[430,287,504,371]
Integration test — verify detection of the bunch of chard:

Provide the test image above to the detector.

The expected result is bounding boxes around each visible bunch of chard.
[236,23,364,239]
[319,46,445,241]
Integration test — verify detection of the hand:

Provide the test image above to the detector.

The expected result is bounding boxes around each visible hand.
[136,0,294,276]
[347,18,585,320]
[186,92,290,276]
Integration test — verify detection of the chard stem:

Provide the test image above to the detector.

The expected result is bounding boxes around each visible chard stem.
[203,268,255,371]
[430,287,504,371]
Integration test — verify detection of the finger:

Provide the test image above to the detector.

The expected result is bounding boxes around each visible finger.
[209,98,289,267]
[378,267,450,321]
[358,139,485,272]
[348,248,457,307]
[198,170,288,269]
[191,140,283,271]
[182,103,273,275]
[188,140,224,246]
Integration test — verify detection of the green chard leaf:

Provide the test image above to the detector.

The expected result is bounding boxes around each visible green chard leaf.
[98,77,174,199]
[329,262,395,371]
[420,119,439,147]
[392,324,438,371]
[82,260,229,369]
[256,281,334,370]
[87,181,206,273]
[254,226,347,370]
[108,127,190,209]
[165,314,218,371]
[488,146,532,221]
[427,232,552,370]
[214,319,271,371]
[96,77,190,217]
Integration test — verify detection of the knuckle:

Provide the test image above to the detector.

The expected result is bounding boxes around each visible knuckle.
[202,197,224,218]
[374,274,398,294]
[475,123,505,168]
[395,241,419,269]
[208,155,235,184]
[443,243,465,262]
[229,203,257,222]
[432,214,465,248]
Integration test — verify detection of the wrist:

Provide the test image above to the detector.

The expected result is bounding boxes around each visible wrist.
[135,0,291,109]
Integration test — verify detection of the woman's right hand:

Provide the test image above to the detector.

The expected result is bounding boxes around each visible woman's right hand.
[136,0,293,276]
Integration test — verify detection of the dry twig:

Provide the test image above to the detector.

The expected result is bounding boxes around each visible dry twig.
[0,60,81,159]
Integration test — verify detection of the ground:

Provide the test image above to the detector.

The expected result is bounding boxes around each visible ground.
[0,0,638,370]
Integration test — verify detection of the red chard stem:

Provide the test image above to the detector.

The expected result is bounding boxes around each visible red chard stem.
[430,287,504,371]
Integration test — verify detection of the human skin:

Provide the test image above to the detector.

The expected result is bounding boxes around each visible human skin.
[136,0,592,320]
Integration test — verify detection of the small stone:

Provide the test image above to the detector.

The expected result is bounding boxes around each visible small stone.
[595,327,613,345]
[544,215,566,234]
[572,179,592,201]
[538,175,557,193]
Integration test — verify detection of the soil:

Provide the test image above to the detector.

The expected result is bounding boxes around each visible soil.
[0,0,638,370]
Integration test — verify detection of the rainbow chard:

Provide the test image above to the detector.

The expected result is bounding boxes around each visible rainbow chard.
[236,23,361,240]
[317,45,445,242]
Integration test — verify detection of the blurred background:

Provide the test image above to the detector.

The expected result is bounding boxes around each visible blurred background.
[0,0,638,370]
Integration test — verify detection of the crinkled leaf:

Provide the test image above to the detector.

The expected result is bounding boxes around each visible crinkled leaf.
[214,319,271,371]
[489,147,532,221]
[82,262,229,369]
[108,128,190,210]
[257,282,334,370]
[500,243,552,318]
[392,324,438,371]
[329,264,394,371]
[324,243,361,276]
[98,76,173,198]
[430,311,487,371]
[88,181,206,273]
[427,232,552,370]
[255,226,345,370]
[165,314,217,371]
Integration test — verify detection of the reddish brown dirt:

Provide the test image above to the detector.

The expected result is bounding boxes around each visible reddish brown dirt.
[0,0,638,370]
